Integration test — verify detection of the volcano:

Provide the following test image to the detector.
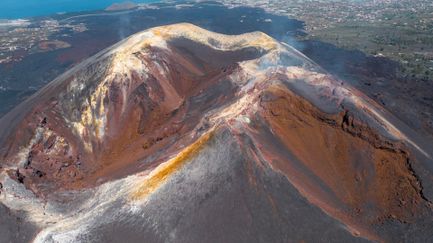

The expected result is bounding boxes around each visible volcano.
[0,23,433,242]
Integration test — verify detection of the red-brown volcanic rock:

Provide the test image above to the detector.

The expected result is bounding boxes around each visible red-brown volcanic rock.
[257,84,429,229]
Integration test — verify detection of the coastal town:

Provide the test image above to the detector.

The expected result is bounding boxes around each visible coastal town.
[0,18,86,64]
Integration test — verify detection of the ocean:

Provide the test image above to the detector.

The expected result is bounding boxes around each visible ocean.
[0,0,159,19]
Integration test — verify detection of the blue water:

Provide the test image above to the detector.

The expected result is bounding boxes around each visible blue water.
[0,0,160,19]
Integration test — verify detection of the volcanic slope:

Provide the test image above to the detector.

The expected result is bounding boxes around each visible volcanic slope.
[0,23,433,242]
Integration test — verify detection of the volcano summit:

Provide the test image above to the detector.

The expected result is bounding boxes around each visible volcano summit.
[0,23,433,242]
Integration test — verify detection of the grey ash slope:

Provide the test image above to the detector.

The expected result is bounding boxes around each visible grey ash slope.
[73,129,369,243]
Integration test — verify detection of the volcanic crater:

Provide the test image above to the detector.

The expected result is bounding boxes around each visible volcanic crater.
[0,23,433,242]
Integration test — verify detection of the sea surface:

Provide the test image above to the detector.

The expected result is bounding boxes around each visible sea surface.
[0,0,159,19]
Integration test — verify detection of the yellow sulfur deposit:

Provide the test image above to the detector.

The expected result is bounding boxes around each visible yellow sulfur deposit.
[130,130,214,201]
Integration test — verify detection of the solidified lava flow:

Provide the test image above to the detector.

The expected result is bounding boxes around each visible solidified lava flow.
[0,23,433,242]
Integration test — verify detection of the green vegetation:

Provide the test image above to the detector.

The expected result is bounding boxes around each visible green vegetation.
[307,22,433,80]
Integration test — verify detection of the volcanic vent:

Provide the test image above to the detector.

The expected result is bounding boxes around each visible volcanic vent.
[0,23,432,242]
